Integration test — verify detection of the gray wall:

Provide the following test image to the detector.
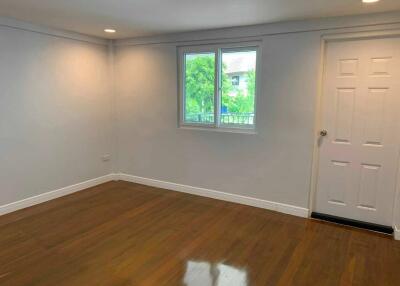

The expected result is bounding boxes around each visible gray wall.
[0,24,113,205]
[114,13,400,209]
[114,32,320,208]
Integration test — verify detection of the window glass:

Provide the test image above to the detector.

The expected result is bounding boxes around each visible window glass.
[184,52,215,124]
[220,50,257,126]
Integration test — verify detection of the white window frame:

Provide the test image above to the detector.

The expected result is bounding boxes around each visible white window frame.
[178,42,261,132]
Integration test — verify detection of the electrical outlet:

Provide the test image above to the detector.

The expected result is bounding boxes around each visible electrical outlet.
[102,155,111,162]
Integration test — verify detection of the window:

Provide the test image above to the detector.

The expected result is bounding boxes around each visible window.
[179,43,259,130]
[231,76,240,86]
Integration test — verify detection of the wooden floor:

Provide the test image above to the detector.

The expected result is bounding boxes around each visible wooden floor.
[1,181,400,286]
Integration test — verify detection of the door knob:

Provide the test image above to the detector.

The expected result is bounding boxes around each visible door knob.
[320,130,328,137]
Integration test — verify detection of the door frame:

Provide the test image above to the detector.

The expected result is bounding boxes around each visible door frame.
[308,29,400,237]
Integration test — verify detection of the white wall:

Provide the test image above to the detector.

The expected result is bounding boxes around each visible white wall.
[114,13,400,210]
[0,21,113,205]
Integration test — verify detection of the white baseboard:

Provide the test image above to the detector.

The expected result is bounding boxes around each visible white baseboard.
[0,174,118,216]
[395,226,400,240]
[118,173,309,218]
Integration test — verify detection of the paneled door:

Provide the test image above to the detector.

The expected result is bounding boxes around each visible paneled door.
[315,37,400,226]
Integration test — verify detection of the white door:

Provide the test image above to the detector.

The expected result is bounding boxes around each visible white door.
[315,37,400,226]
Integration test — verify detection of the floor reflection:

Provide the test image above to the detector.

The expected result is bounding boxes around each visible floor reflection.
[183,261,248,286]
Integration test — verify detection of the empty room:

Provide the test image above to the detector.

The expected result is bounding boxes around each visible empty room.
[1,0,400,285]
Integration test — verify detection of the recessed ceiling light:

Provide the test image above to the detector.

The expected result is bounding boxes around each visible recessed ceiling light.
[104,29,116,33]
[362,0,380,3]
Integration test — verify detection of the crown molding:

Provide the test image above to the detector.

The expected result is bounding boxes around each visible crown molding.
[115,11,400,47]
[0,16,109,46]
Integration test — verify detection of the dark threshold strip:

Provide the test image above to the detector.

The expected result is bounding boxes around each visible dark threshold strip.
[311,212,393,235]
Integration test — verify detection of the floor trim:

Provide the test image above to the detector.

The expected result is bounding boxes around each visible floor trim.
[0,174,118,216]
[395,226,400,240]
[118,173,309,218]
[311,212,394,235]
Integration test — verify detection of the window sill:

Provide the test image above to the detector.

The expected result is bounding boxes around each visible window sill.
[178,125,257,135]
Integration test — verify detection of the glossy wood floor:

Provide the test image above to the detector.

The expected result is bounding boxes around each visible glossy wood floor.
[1,181,400,286]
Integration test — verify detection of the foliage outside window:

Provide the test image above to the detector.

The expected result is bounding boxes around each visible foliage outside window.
[184,53,215,124]
[180,44,258,130]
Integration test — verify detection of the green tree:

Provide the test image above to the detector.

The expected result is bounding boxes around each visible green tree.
[185,55,215,115]
[247,70,256,100]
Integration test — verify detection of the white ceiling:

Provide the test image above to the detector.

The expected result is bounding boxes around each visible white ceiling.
[0,0,400,39]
